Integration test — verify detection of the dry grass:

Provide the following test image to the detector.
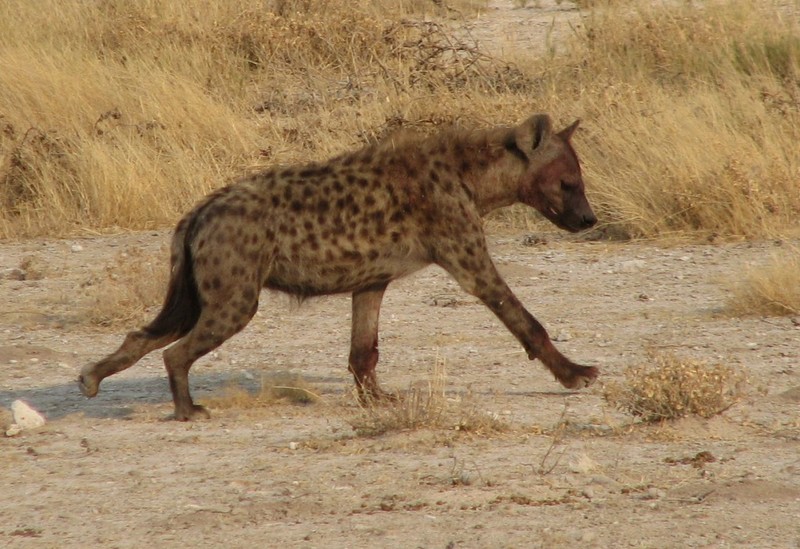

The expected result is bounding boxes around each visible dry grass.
[202,372,321,411]
[725,247,800,316]
[564,0,800,239]
[348,357,510,437]
[0,0,798,240]
[603,351,747,422]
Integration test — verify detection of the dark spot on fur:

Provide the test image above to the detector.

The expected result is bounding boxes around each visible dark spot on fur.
[460,182,474,200]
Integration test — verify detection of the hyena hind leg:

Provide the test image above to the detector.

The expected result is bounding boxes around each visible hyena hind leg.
[162,293,260,421]
[79,331,178,398]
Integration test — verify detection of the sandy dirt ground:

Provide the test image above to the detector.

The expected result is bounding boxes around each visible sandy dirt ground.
[2,1,800,548]
[2,227,799,548]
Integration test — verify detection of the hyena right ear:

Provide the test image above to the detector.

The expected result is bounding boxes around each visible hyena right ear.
[515,114,553,153]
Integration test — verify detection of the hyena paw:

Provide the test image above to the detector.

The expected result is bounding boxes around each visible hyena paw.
[77,367,100,398]
[559,365,599,390]
[173,404,211,422]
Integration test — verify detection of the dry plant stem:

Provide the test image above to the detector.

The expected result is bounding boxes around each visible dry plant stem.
[538,400,569,475]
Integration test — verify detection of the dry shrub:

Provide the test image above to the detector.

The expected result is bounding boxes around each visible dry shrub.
[202,373,321,410]
[349,357,509,437]
[603,352,747,422]
[83,246,169,328]
[725,248,800,316]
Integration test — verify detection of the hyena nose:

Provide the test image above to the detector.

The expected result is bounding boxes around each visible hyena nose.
[582,212,597,228]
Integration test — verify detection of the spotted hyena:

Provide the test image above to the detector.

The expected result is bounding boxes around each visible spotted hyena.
[79,114,598,420]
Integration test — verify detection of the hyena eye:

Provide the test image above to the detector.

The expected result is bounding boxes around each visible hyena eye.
[560,180,575,191]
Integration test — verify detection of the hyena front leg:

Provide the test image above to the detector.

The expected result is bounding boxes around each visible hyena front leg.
[435,241,598,389]
[348,283,393,402]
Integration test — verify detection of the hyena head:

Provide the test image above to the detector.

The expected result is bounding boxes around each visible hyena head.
[508,114,597,233]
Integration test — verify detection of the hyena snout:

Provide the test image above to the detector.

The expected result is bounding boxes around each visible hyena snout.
[560,204,597,233]
[579,210,597,230]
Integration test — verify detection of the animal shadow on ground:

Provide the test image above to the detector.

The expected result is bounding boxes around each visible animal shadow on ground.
[0,372,341,421]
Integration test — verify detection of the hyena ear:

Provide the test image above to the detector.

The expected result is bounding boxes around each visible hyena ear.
[557,119,581,141]
[515,114,553,153]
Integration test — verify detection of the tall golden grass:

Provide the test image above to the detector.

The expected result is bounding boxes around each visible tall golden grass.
[0,0,798,239]
[725,247,800,316]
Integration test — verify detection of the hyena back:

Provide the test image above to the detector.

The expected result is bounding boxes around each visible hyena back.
[79,114,598,420]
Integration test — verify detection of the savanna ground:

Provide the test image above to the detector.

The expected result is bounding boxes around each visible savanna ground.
[2,0,800,547]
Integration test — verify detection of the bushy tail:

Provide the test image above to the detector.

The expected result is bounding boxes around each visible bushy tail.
[143,216,202,338]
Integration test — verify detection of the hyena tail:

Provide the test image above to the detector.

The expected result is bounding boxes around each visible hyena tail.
[78,211,203,398]
[143,217,202,339]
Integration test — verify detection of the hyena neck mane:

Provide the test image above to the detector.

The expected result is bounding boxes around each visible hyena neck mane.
[335,125,528,215]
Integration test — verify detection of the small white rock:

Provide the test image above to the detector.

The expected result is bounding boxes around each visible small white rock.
[70,244,84,252]
[5,424,23,437]
[554,331,572,342]
[288,441,299,450]
[11,400,46,430]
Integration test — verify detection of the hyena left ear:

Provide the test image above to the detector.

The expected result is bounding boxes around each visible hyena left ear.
[557,119,581,141]
[515,114,553,153]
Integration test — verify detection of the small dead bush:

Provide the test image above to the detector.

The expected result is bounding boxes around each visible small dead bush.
[725,249,800,317]
[202,373,321,410]
[603,352,747,422]
[349,357,509,437]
